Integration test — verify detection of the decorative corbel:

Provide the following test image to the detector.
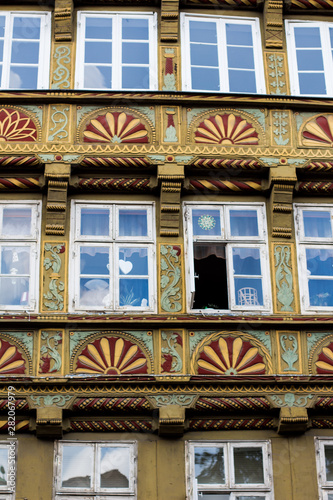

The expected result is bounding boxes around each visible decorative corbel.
[44,163,70,235]
[160,0,179,42]
[36,407,63,438]
[268,164,297,238]
[158,405,185,436]
[277,407,309,433]
[263,0,284,49]
[54,0,74,42]
[158,164,184,237]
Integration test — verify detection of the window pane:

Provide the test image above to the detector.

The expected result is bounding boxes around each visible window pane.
[226,23,253,46]
[81,208,110,236]
[189,21,217,43]
[195,447,225,485]
[230,210,258,237]
[84,65,112,89]
[233,248,261,275]
[80,277,110,306]
[122,66,149,89]
[11,41,39,64]
[194,244,228,310]
[0,277,29,305]
[0,448,8,485]
[233,447,264,484]
[298,72,326,95]
[122,18,148,40]
[0,17,5,38]
[192,210,221,236]
[191,67,220,91]
[197,494,229,500]
[0,40,3,62]
[61,445,94,488]
[2,208,31,236]
[119,210,148,237]
[303,211,332,238]
[100,447,130,489]
[229,70,256,93]
[296,50,324,71]
[1,246,30,274]
[235,278,263,306]
[306,248,333,276]
[190,43,218,67]
[80,246,109,275]
[308,279,333,307]
[325,445,333,481]
[294,26,321,48]
[85,42,112,64]
[119,248,148,275]
[9,66,38,89]
[236,497,265,500]
[13,17,40,39]
[122,42,149,64]
[227,47,255,69]
[86,17,112,39]
[119,278,149,307]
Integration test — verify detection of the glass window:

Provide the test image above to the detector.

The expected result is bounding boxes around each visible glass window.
[0,442,16,499]
[55,441,136,499]
[295,204,333,312]
[181,14,265,94]
[76,12,157,90]
[187,441,273,499]
[286,21,333,96]
[316,438,333,499]
[70,202,155,312]
[184,203,271,312]
[0,202,40,311]
[0,12,50,89]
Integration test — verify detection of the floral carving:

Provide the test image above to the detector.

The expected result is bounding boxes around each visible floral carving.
[0,339,26,374]
[160,245,182,313]
[83,112,148,143]
[197,337,266,376]
[302,115,333,147]
[43,243,65,311]
[75,337,148,375]
[315,341,333,374]
[194,114,259,145]
[0,108,37,142]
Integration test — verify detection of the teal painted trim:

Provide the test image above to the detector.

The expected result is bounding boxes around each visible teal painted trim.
[189,331,214,357]
[307,332,332,356]
[76,106,100,126]
[132,106,155,126]
[3,332,33,358]
[51,46,71,89]
[249,331,272,354]
[21,105,43,127]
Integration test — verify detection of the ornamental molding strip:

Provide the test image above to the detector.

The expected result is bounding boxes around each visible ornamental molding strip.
[160,0,179,42]
[54,0,74,42]
[72,177,151,192]
[263,0,284,49]
[269,165,297,238]
[80,157,152,168]
[158,164,184,236]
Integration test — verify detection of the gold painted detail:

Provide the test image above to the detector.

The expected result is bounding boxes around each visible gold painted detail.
[160,245,183,314]
[160,0,179,42]
[265,53,288,95]
[264,0,283,49]
[51,46,71,89]
[54,0,74,42]
[274,246,294,312]
[42,243,65,312]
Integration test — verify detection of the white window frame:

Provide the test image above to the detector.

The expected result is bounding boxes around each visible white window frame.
[69,200,156,313]
[0,201,41,312]
[181,13,265,94]
[286,20,333,97]
[295,204,333,313]
[0,11,51,89]
[315,438,333,500]
[0,441,16,499]
[54,440,137,500]
[75,11,158,90]
[184,202,272,314]
[186,440,274,500]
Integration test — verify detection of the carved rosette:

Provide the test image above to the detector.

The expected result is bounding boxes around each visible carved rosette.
[159,244,183,313]
[191,332,272,376]
[0,107,39,142]
[301,115,333,147]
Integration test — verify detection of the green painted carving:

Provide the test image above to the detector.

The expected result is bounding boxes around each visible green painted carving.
[270,393,313,407]
[248,331,272,354]
[160,245,182,313]
[147,155,166,162]
[43,243,65,311]
[69,331,94,357]
[295,112,314,133]
[3,332,33,358]
[40,331,62,373]
[259,157,280,166]
[275,246,294,312]
[51,46,71,89]
[163,48,176,91]
[267,54,286,95]
[287,158,306,165]
[239,108,265,129]
[132,106,155,126]
[280,334,298,371]
[273,111,289,146]
[174,155,193,164]
[150,394,195,407]
[128,331,154,356]
[187,108,211,126]
[164,125,178,142]
[21,105,43,127]
[307,332,331,356]
[48,106,69,141]
[189,332,213,356]
[161,331,182,372]
[76,106,100,126]
[30,395,71,407]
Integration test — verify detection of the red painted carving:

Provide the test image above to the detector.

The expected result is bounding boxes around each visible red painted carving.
[194,114,259,145]
[0,108,37,142]
[0,339,26,374]
[83,112,148,143]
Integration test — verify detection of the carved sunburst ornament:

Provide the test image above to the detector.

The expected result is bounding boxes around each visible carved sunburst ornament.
[315,341,333,374]
[83,112,148,143]
[0,339,26,374]
[75,337,148,375]
[197,337,266,376]
[194,113,259,145]
[0,108,37,142]
[302,115,333,147]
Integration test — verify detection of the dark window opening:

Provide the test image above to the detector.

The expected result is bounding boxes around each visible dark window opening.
[193,244,228,310]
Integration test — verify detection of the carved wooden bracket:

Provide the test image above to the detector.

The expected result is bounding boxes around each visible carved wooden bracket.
[269,165,297,238]
[160,0,179,42]
[158,405,185,436]
[36,407,63,438]
[264,0,284,49]
[54,0,74,42]
[44,163,70,235]
[158,164,184,237]
[277,407,309,433]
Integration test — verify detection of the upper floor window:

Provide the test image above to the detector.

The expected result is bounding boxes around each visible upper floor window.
[316,438,333,499]
[75,12,157,90]
[186,440,274,500]
[70,201,156,312]
[184,203,271,313]
[295,204,333,312]
[0,201,40,312]
[54,441,137,499]
[181,14,265,94]
[286,21,333,96]
[0,12,51,89]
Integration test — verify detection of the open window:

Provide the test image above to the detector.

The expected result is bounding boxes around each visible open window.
[184,203,271,313]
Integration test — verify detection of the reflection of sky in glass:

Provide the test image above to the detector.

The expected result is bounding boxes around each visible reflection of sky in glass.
[303,211,332,238]
[230,210,258,237]
[61,445,93,485]
[100,446,130,488]
[2,208,31,236]
[234,447,264,484]
[194,447,225,485]
[0,448,8,485]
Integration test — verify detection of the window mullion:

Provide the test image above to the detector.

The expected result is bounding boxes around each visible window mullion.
[218,19,227,93]
[114,15,122,90]
[2,13,12,88]
[321,24,333,96]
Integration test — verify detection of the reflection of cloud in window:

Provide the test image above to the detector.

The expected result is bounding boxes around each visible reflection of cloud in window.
[9,70,22,89]
[101,447,130,480]
[85,66,107,88]
[62,446,93,482]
